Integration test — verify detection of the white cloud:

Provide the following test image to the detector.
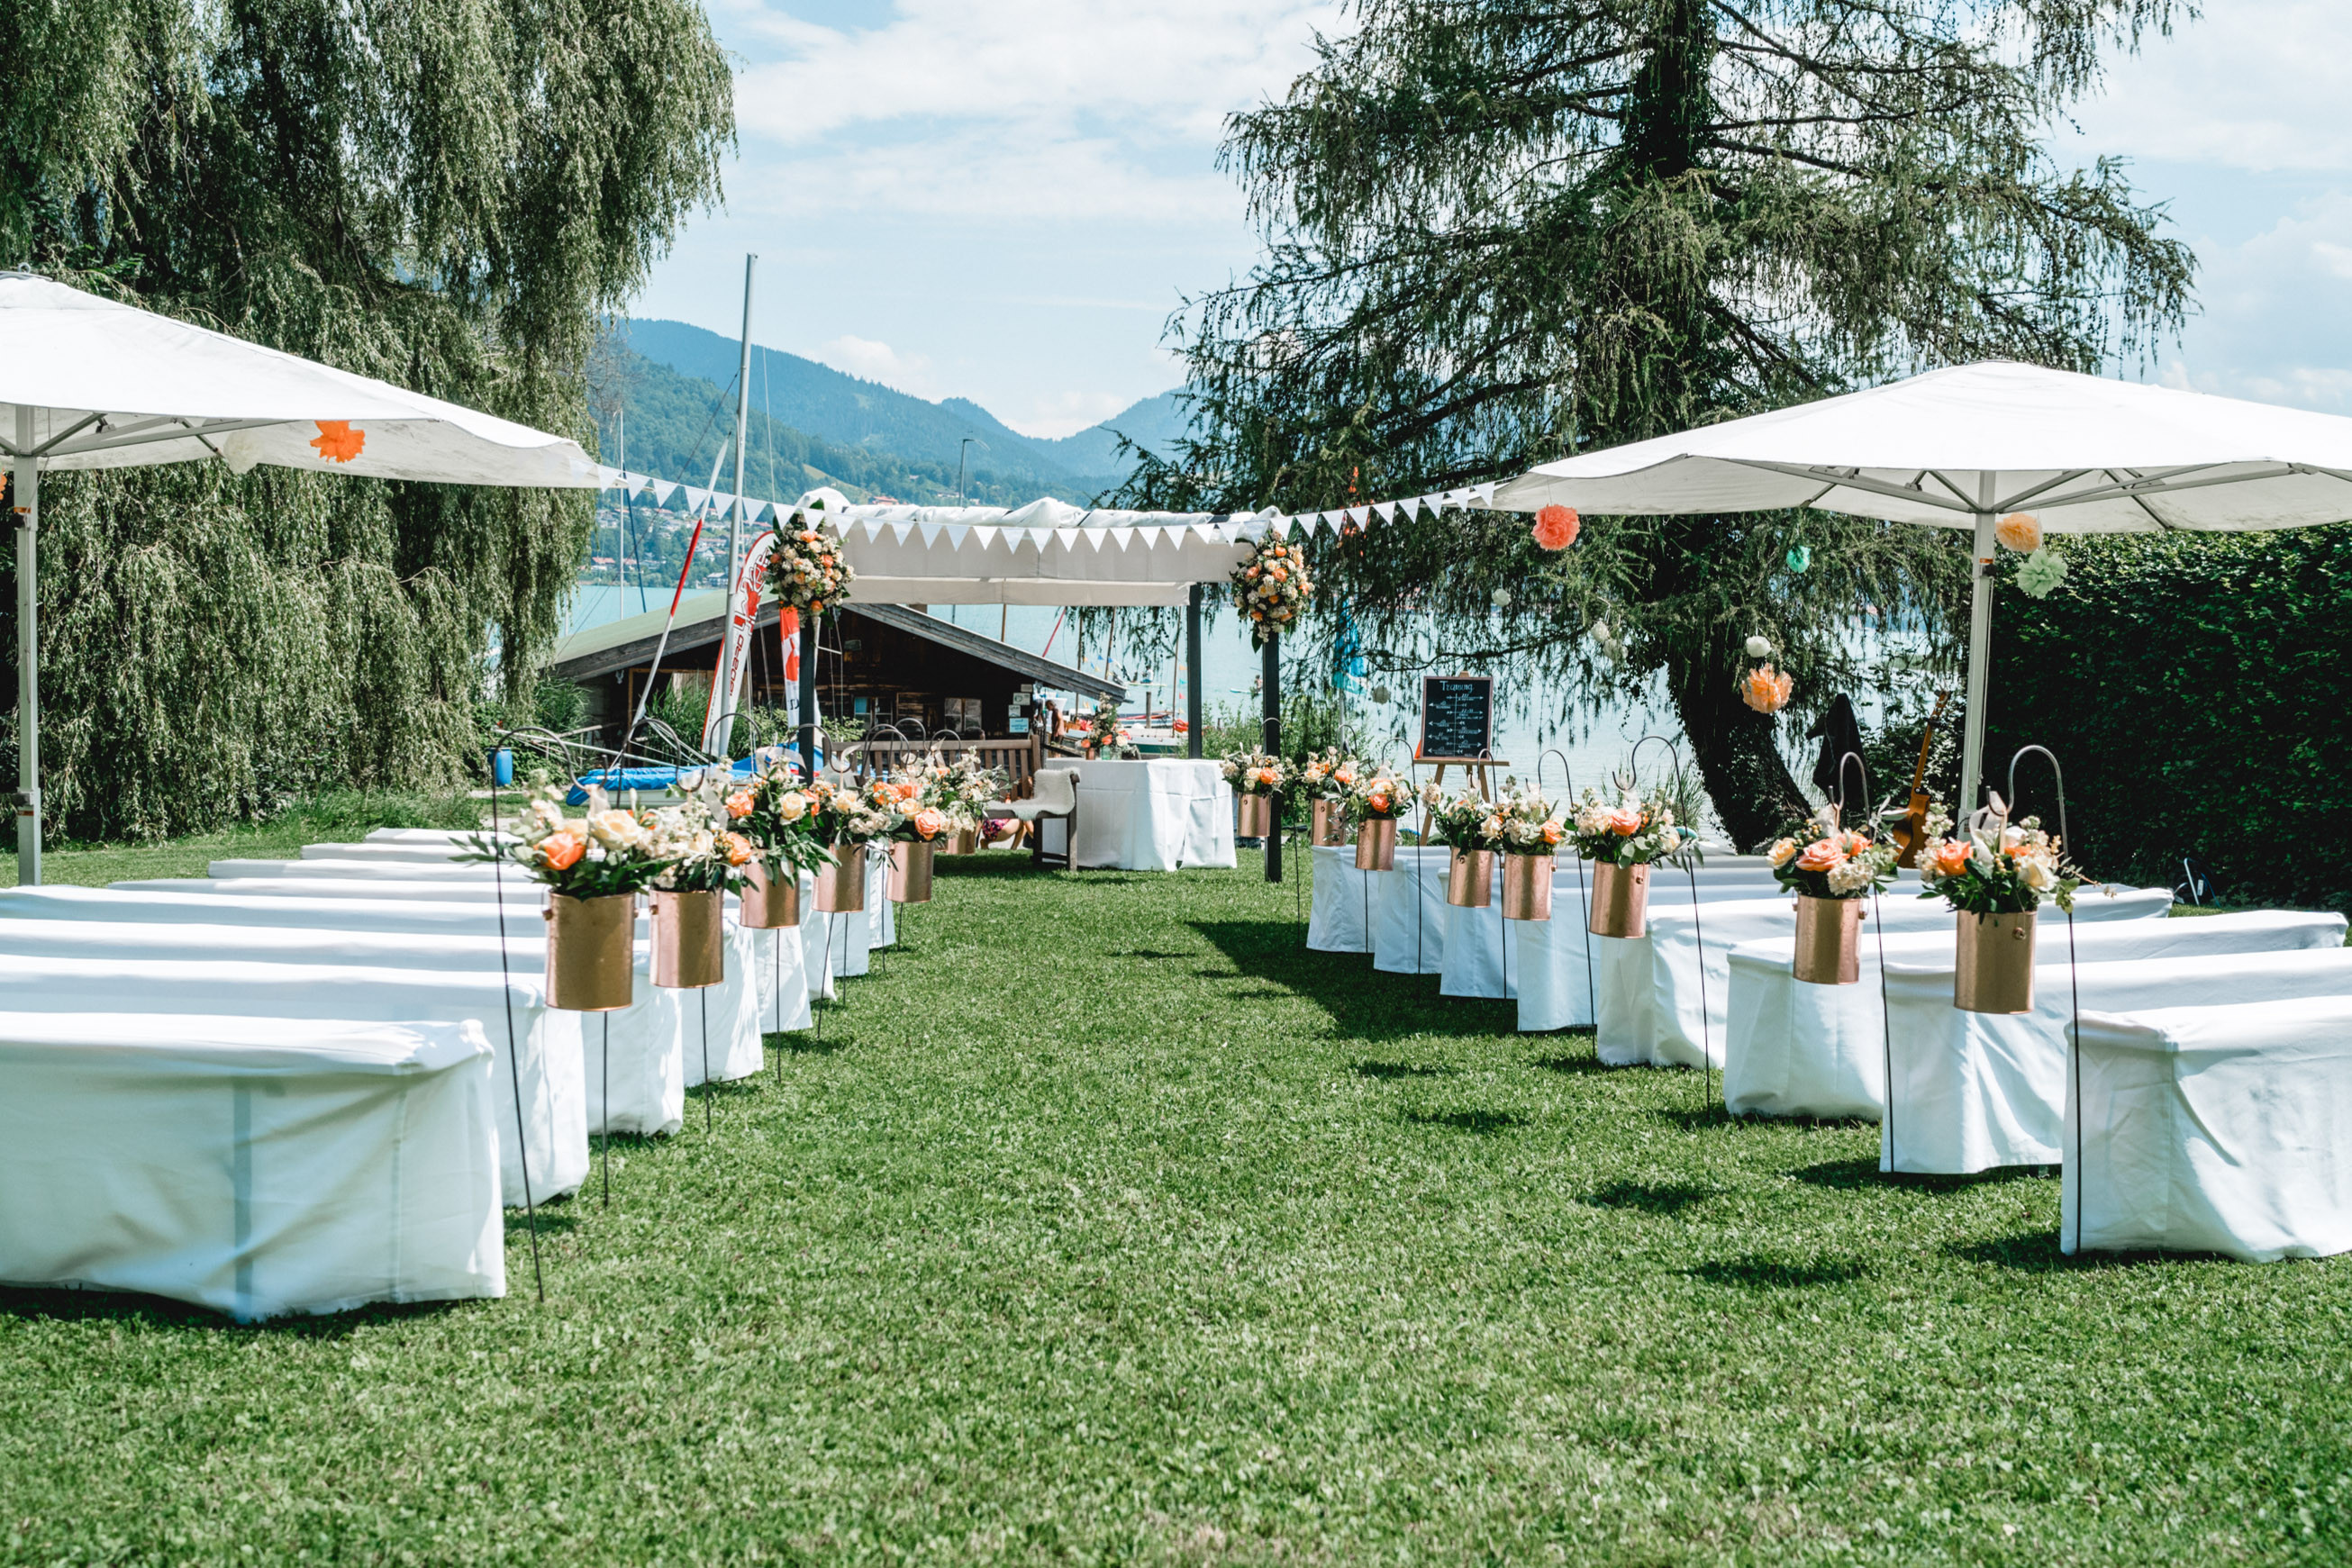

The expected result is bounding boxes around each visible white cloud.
[2068,2,2352,172]
[813,334,940,399]
[1008,389,1133,440]
[2149,192,2352,412]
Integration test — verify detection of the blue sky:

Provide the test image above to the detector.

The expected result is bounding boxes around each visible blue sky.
[631,0,2352,438]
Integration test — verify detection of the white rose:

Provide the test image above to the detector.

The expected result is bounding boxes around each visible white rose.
[2021,857,2056,892]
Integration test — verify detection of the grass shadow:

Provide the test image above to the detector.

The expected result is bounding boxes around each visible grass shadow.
[1947,1232,2233,1273]
[1791,1157,2053,1194]
[0,1284,468,1335]
[771,1032,848,1056]
[1530,1052,1615,1075]
[1403,1108,1527,1135]
[1582,1180,1721,1215]
[1684,1255,1870,1290]
[1190,920,1518,1043]
[1353,1059,1449,1080]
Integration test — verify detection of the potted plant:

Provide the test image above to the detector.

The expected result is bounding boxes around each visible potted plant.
[1426,786,1505,909]
[876,765,952,903]
[804,777,895,912]
[1494,782,1568,921]
[1344,772,1405,870]
[467,788,670,1011]
[1221,749,1287,839]
[644,794,754,990]
[722,765,837,929]
[1766,810,1899,984]
[1569,787,1698,938]
[1915,795,2083,1013]
[1294,748,1362,847]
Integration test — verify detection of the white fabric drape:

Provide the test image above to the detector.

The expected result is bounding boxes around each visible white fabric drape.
[1036,760,1236,871]
[1368,848,1455,974]
[1305,846,1373,954]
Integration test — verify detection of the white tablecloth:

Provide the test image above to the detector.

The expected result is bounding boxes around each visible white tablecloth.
[1724,908,2347,1122]
[1368,848,1454,974]
[212,857,486,880]
[0,951,585,1207]
[1306,845,1373,953]
[0,1014,504,1321]
[2066,997,2352,1260]
[1884,943,2352,1175]
[1038,759,1235,870]
[302,840,486,864]
[1522,869,1786,1035]
[1438,862,1524,1000]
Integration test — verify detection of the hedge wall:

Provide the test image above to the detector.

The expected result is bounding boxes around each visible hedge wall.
[1984,527,2352,913]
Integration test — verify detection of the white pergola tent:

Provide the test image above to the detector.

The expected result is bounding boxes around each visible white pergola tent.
[1,272,600,883]
[1493,360,2352,810]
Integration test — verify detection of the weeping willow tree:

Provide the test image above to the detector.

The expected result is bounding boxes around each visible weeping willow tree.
[0,0,731,840]
[1124,0,2195,845]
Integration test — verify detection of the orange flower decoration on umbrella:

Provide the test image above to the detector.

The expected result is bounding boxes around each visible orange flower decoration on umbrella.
[1532,504,1580,551]
[310,421,366,463]
[1740,664,1794,714]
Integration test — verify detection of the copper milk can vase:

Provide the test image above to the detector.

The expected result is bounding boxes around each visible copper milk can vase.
[1586,860,1650,938]
[943,825,980,856]
[889,840,935,903]
[738,857,803,929]
[814,842,866,912]
[1955,909,2037,1013]
[1792,894,1863,985]
[1446,847,1494,908]
[1354,817,1397,871]
[1235,793,1274,838]
[652,888,726,989]
[1502,852,1552,921]
[544,892,636,1011]
[1311,798,1347,847]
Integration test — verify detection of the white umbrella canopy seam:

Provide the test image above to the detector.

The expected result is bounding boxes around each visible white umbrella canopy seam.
[1,272,602,884]
[1490,360,2352,813]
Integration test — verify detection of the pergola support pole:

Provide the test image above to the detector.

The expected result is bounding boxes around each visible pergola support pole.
[1185,585,1204,760]
[1958,474,1997,816]
[797,612,819,782]
[1262,631,1281,884]
[13,407,38,886]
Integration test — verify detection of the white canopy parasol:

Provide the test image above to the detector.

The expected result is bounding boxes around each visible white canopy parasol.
[1,272,599,881]
[1492,360,2352,810]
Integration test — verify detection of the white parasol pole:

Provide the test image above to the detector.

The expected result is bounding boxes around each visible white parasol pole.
[714,254,757,754]
[1958,472,1996,815]
[12,406,38,884]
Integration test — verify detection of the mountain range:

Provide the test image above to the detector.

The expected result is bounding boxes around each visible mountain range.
[602,318,1187,504]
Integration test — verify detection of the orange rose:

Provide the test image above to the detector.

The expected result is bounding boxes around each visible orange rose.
[1608,807,1644,837]
[1540,820,1564,846]
[540,830,586,871]
[724,789,755,819]
[913,807,946,840]
[1929,840,1973,877]
[719,831,754,866]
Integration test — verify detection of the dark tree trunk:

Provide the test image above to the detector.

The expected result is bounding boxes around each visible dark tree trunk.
[1664,627,1812,851]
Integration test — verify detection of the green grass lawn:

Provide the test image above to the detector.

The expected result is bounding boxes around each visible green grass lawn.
[4,850,2349,1564]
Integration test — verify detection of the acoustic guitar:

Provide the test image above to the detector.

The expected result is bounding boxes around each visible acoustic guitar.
[1889,690,1952,869]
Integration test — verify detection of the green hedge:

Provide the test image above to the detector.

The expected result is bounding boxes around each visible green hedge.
[1984,528,2352,912]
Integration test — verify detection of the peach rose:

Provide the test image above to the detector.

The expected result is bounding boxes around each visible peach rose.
[1608,807,1644,837]
[1532,503,1580,551]
[913,807,946,840]
[540,829,586,871]
[1540,820,1564,846]
[724,789,755,819]
[1795,838,1842,872]
[719,831,754,866]
[1930,840,1974,878]
[1767,838,1798,867]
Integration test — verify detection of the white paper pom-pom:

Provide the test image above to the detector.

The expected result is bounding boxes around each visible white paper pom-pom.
[1744,634,1772,658]
[1491,587,1513,608]
[1590,620,1611,643]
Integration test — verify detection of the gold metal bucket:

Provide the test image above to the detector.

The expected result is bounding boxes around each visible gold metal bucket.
[1354,817,1396,871]
[889,840,935,903]
[1586,860,1649,938]
[1793,894,1863,985]
[738,858,802,929]
[652,888,726,989]
[942,825,979,856]
[1502,852,1553,921]
[1446,847,1494,908]
[1955,909,2037,1013]
[544,893,636,1012]
[1236,793,1274,838]
[814,844,866,912]
[1311,799,1347,847]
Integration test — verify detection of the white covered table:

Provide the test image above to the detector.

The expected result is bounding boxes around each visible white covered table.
[1037,758,1235,870]
[1439,860,1526,1001]
[1368,847,1454,974]
[1306,845,1373,954]
[0,1014,504,1321]
[0,951,586,1207]
[2066,997,2352,1260]
[1883,944,2352,1174]
[1725,908,2347,1121]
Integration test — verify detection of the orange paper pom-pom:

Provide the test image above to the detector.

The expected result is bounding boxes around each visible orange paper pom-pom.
[1532,503,1580,551]
[1996,512,2043,553]
[1740,664,1794,714]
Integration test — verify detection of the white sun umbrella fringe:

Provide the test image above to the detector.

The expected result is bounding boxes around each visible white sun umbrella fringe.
[1489,360,2352,811]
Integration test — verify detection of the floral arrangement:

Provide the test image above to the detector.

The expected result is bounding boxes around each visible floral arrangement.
[873,765,953,843]
[1220,749,1288,797]
[648,793,756,894]
[1916,795,2084,914]
[723,764,839,875]
[1342,771,1406,825]
[1085,695,1131,758]
[1291,748,1362,802]
[804,776,897,847]
[464,786,670,899]
[765,503,855,613]
[1767,809,1898,900]
[926,752,1010,834]
[1567,787,1697,868]
[1491,781,1568,856]
[1230,534,1312,644]
[1422,786,1507,852]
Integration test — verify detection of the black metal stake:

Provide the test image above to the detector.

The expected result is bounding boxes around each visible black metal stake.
[601,1013,611,1209]
[486,764,544,1302]
[698,987,712,1134]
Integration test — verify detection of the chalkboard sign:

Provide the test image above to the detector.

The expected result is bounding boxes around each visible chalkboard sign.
[1417,675,1494,760]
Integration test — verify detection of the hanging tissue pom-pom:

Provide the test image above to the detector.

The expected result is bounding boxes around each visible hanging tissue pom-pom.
[1784,544,1812,574]
[1492,586,1513,607]
[1371,684,1391,705]
[1590,620,1611,644]
[1740,664,1794,714]
[2015,546,2069,599]
[1744,634,1772,658]
[1996,512,2043,553]
[1532,504,1580,550]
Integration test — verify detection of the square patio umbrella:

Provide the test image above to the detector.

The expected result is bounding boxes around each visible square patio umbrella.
[1,272,599,883]
[1493,361,2352,813]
